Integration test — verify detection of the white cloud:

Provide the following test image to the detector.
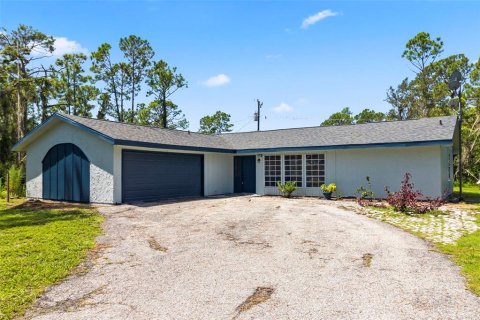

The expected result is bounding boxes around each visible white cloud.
[52,37,88,56]
[301,9,338,29]
[32,36,88,57]
[201,74,231,87]
[273,102,293,113]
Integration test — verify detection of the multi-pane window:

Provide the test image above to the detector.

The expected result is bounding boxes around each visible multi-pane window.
[306,154,325,187]
[284,155,302,187]
[264,155,281,187]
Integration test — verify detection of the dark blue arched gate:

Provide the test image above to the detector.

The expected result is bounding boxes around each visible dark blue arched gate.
[42,143,90,203]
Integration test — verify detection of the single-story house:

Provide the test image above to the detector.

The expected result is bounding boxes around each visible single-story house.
[12,113,459,204]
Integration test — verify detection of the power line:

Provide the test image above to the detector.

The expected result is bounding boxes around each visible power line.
[235,119,254,132]
[230,115,252,124]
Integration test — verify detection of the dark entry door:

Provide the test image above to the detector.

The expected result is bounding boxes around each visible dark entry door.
[122,150,204,203]
[42,143,90,203]
[234,156,256,193]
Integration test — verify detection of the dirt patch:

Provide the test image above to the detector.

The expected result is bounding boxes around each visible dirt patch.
[307,248,319,259]
[32,285,107,315]
[362,253,373,267]
[219,231,239,242]
[148,237,168,252]
[13,199,89,211]
[234,287,275,318]
[237,239,272,248]
[219,230,271,248]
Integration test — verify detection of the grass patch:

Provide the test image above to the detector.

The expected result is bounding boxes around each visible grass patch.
[454,183,480,204]
[438,215,480,296]
[0,199,103,319]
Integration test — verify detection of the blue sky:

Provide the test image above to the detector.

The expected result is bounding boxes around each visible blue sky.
[1,0,479,131]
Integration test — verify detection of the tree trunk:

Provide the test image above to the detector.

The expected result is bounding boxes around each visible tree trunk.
[16,61,25,164]
[66,61,71,114]
[131,60,135,123]
[40,89,48,121]
[162,94,167,128]
[40,69,49,121]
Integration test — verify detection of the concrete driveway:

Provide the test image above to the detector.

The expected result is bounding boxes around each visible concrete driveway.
[28,196,480,319]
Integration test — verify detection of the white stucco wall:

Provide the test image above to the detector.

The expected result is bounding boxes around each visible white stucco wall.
[204,153,234,196]
[440,146,454,196]
[25,121,115,203]
[332,146,443,198]
[255,145,449,199]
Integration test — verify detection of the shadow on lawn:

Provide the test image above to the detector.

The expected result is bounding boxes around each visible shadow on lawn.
[0,200,94,230]
[454,191,480,204]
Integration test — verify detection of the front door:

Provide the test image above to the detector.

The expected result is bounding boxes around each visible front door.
[234,156,256,193]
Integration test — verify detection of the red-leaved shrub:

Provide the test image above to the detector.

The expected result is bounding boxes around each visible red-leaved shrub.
[385,172,445,214]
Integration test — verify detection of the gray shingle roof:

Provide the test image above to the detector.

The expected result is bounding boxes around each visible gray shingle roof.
[60,113,232,150]
[57,113,458,152]
[220,115,457,150]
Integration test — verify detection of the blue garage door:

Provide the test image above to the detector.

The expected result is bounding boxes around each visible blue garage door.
[42,143,90,203]
[122,150,204,203]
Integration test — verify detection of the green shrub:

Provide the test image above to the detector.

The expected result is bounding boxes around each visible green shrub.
[320,183,337,193]
[355,176,374,200]
[277,181,298,198]
[8,165,25,198]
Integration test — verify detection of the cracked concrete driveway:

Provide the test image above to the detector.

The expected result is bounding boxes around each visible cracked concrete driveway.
[26,196,480,319]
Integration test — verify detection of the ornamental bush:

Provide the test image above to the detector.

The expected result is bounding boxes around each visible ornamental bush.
[320,183,336,193]
[277,181,298,198]
[356,176,374,200]
[385,172,444,214]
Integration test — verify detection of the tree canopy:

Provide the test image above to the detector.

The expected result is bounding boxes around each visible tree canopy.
[322,32,480,183]
[199,111,234,134]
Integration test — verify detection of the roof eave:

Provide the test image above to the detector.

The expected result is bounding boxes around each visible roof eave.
[115,139,235,153]
[234,139,453,154]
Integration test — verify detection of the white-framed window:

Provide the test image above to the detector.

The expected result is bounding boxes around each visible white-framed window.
[306,154,325,187]
[265,155,281,187]
[284,155,302,187]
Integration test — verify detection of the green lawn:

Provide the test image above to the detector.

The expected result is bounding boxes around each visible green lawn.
[439,215,480,296]
[454,183,480,204]
[0,199,103,320]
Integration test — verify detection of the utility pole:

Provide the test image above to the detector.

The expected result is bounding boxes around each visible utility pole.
[449,70,463,201]
[254,99,263,131]
[458,85,463,201]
